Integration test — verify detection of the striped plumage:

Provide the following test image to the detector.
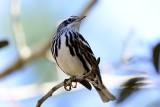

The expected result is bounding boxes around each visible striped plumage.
[51,16,116,102]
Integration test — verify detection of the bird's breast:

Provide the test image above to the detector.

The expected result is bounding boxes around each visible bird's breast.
[56,35,85,76]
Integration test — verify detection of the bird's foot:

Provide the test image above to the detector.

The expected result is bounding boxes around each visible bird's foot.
[64,78,71,91]
[70,76,77,88]
[64,76,77,91]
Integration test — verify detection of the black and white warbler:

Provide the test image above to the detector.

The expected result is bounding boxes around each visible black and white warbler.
[51,16,116,102]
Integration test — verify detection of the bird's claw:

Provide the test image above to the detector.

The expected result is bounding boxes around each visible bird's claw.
[64,76,77,91]
[71,81,77,88]
[64,79,71,91]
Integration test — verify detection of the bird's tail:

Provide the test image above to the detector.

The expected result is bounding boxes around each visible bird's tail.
[94,84,116,102]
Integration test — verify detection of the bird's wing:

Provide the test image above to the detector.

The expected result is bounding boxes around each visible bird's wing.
[75,32,103,83]
[75,32,96,65]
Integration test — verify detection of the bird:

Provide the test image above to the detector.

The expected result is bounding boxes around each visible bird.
[51,16,116,102]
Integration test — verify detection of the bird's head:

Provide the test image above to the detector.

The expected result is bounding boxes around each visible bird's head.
[57,16,86,32]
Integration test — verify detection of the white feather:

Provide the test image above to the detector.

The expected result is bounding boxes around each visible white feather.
[56,33,85,76]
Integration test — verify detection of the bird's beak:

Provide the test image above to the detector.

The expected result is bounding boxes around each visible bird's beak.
[78,16,86,21]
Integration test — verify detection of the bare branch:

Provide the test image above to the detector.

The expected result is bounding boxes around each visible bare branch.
[11,0,31,58]
[36,81,63,107]
[79,0,98,17]
[0,41,50,78]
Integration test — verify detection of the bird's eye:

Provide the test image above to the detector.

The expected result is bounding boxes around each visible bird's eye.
[68,18,72,22]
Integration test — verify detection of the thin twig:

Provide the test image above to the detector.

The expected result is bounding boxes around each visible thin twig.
[79,0,98,17]
[36,81,64,107]
[0,42,50,79]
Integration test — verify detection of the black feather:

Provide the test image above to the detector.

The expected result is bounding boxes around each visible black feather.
[79,80,92,90]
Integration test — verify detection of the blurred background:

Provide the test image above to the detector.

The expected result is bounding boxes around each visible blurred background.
[0,0,160,107]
